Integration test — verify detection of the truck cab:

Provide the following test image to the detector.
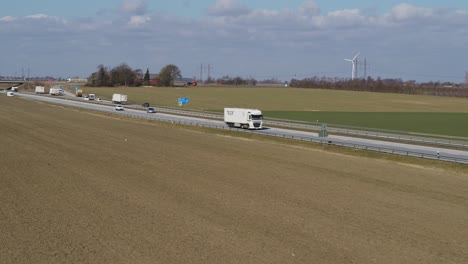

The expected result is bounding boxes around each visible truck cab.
[247,111,263,129]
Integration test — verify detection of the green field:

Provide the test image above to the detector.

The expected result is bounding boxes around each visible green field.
[265,111,468,137]
[73,86,468,137]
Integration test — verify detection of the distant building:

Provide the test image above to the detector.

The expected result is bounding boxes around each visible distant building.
[149,74,159,86]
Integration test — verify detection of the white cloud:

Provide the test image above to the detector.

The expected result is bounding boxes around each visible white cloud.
[299,1,320,17]
[389,3,432,21]
[120,0,148,15]
[127,15,151,27]
[23,13,68,24]
[0,16,17,22]
[322,8,365,28]
[26,13,49,19]
[208,0,250,17]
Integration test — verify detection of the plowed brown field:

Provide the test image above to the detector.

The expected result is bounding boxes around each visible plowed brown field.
[1,96,467,264]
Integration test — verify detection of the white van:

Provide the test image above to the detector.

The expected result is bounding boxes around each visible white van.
[7,92,14,97]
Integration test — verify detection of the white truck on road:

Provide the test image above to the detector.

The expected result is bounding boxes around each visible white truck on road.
[224,108,263,129]
[112,93,128,104]
[35,86,46,94]
[49,87,62,96]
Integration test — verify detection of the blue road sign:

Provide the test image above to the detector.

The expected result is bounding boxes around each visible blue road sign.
[178,97,189,106]
[74,87,79,91]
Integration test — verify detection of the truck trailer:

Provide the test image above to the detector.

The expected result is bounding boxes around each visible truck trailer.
[49,87,62,96]
[112,94,128,104]
[224,108,263,129]
[35,86,46,94]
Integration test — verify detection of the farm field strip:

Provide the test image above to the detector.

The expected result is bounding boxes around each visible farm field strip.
[264,111,468,138]
[78,86,468,112]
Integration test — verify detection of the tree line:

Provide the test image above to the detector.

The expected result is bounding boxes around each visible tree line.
[214,76,257,86]
[85,63,468,98]
[289,77,468,98]
[87,63,181,87]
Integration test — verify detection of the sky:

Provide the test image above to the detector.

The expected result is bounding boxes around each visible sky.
[1,0,467,82]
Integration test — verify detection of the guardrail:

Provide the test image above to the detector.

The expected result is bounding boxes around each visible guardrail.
[96,108,468,165]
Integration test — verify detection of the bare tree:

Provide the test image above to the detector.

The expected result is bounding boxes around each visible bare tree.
[158,64,181,87]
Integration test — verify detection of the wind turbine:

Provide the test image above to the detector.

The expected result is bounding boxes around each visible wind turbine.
[344,52,360,80]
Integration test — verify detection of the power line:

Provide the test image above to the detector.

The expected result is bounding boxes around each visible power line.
[200,63,203,82]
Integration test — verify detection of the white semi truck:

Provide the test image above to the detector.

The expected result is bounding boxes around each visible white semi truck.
[224,108,263,129]
[112,94,128,104]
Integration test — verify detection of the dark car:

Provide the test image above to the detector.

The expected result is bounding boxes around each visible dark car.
[147,107,156,113]
[142,102,150,107]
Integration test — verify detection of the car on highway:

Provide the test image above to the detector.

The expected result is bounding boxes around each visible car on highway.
[147,107,156,113]
[115,105,124,111]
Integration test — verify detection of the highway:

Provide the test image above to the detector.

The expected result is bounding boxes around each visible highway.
[14,92,468,164]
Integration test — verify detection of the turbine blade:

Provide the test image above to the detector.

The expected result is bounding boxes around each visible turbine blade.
[353,52,360,60]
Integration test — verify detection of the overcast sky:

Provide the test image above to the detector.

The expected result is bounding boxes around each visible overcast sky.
[1,0,467,82]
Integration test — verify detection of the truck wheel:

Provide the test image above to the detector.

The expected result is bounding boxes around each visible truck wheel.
[242,124,249,129]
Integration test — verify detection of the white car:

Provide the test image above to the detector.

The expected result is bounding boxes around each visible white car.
[115,105,124,111]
